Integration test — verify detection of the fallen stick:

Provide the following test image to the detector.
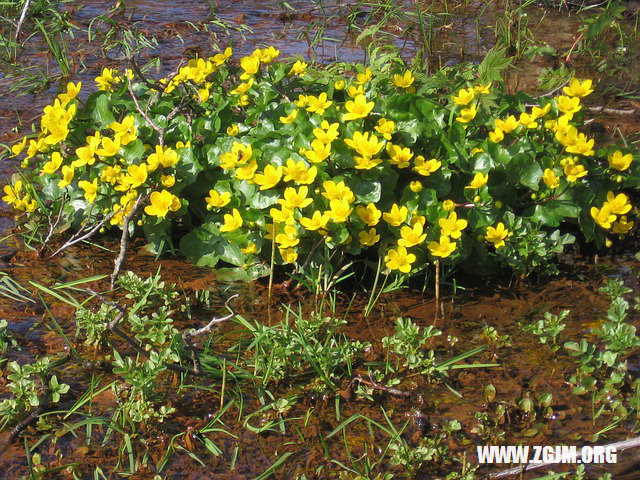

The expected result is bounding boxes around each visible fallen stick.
[484,435,640,479]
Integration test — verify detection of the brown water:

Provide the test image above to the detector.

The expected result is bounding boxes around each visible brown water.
[1,1,640,478]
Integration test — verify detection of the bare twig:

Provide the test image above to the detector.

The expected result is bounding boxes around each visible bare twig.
[39,194,67,256]
[434,259,440,325]
[127,81,164,146]
[564,32,583,63]
[350,375,412,398]
[14,0,31,41]
[110,194,144,289]
[50,210,118,257]
[182,294,239,374]
[585,105,637,116]
[484,435,640,479]
[0,14,18,28]
[536,76,572,99]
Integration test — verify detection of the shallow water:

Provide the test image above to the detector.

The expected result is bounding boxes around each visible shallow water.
[1,1,640,477]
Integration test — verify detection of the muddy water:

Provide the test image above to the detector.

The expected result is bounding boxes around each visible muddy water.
[1,1,640,477]
[1,236,640,478]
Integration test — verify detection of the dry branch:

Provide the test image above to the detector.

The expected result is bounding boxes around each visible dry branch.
[484,435,640,479]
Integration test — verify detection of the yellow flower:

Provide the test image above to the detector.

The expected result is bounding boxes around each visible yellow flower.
[393,70,415,89]
[161,175,176,188]
[485,222,509,248]
[383,204,408,226]
[562,78,594,98]
[304,139,332,163]
[279,109,299,124]
[374,118,395,140]
[565,132,594,156]
[116,163,148,191]
[279,247,298,264]
[100,165,121,185]
[227,124,239,136]
[230,78,254,95]
[322,180,355,203]
[57,81,82,105]
[58,165,75,188]
[240,55,260,80]
[531,104,551,120]
[42,151,63,174]
[283,159,317,184]
[289,60,307,76]
[563,160,588,182]
[238,94,249,107]
[147,145,179,171]
[344,84,364,99]
[269,206,295,225]
[474,82,492,94]
[604,191,632,215]
[409,181,423,192]
[385,246,416,273]
[176,140,191,149]
[495,115,519,134]
[410,213,426,227]
[313,121,340,144]
[73,134,100,167]
[144,190,181,218]
[359,228,380,247]
[465,172,488,189]
[10,137,27,157]
[542,168,560,189]
[413,156,441,176]
[78,178,99,203]
[591,204,617,229]
[328,198,352,223]
[488,128,504,143]
[300,211,330,231]
[612,216,634,234]
[344,131,383,157]
[398,222,426,247]
[386,143,413,168]
[334,80,346,90]
[608,150,633,171]
[443,200,455,212]
[241,242,257,254]
[2,180,22,205]
[254,46,279,63]
[109,115,137,145]
[278,186,313,210]
[95,67,120,92]
[306,92,333,115]
[356,203,381,226]
[438,212,467,239]
[456,103,477,124]
[254,164,283,190]
[275,225,299,248]
[294,94,308,108]
[452,88,475,106]
[342,94,374,121]
[235,160,258,181]
[96,137,121,158]
[356,67,372,85]
[519,112,538,129]
[220,208,243,232]
[428,236,457,258]
[354,156,383,170]
[556,95,582,116]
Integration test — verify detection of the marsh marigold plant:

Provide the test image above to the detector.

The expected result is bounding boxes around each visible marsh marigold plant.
[3,46,639,281]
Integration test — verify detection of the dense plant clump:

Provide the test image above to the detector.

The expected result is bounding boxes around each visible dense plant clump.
[3,46,639,280]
